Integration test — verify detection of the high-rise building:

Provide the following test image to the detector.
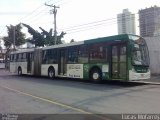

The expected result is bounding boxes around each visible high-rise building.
[139,6,160,37]
[117,9,136,35]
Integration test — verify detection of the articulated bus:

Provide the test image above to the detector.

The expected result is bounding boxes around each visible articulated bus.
[9,34,150,82]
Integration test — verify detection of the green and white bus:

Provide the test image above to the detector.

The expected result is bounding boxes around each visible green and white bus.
[9,34,150,82]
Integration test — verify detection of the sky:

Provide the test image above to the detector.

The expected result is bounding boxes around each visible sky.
[0,0,160,44]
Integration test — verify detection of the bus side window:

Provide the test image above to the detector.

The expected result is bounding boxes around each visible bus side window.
[89,43,107,63]
[43,49,57,64]
[25,53,27,61]
[16,54,19,62]
[42,50,47,64]
[49,49,57,64]
[10,55,12,62]
[22,53,27,62]
[13,54,17,62]
[47,49,51,64]
[12,54,14,62]
[78,45,88,63]
[11,55,13,62]
[68,47,78,63]
[105,47,108,61]
[52,49,57,64]
[120,46,126,62]
[21,53,23,61]
[19,54,22,62]
[30,53,33,61]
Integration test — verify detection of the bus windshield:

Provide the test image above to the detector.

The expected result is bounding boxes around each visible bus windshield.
[130,36,150,66]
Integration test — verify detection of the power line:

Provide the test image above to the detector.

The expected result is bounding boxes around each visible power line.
[0,0,65,36]
[22,10,49,24]
[66,21,118,34]
[20,0,70,25]
[60,17,117,31]
[29,0,71,24]
[59,13,139,34]
[60,19,117,32]
[64,20,117,32]
[19,0,55,22]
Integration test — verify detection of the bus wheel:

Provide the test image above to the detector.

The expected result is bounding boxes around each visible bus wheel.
[48,68,55,79]
[90,68,102,83]
[18,67,22,75]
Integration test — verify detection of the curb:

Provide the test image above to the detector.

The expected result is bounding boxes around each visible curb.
[134,81,160,85]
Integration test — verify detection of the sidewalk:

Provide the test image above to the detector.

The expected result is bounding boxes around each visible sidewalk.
[137,75,160,85]
[0,69,12,76]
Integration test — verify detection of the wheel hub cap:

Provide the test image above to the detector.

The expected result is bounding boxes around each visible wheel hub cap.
[93,73,99,80]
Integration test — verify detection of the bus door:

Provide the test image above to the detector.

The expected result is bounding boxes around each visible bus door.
[34,49,42,76]
[27,52,32,73]
[111,44,127,79]
[58,49,67,75]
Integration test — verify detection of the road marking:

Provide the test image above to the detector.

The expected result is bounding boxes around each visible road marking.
[0,85,109,120]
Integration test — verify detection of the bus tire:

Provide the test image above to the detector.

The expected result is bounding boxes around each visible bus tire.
[90,68,102,83]
[48,67,55,79]
[18,67,22,75]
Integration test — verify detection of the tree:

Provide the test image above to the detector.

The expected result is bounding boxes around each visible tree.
[39,27,53,46]
[22,23,44,47]
[70,39,75,43]
[3,23,26,49]
[40,27,66,45]
[22,23,66,47]
[2,23,26,69]
[57,31,66,44]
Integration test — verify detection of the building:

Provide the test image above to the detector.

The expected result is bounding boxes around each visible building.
[0,49,6,59]
[117,9,136,34]
[139,6,160,37]
[145,36,160,74]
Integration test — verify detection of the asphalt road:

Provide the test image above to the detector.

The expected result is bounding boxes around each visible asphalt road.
[0,69,160,120]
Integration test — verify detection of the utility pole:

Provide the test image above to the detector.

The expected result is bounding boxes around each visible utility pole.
[45,3,59,45]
